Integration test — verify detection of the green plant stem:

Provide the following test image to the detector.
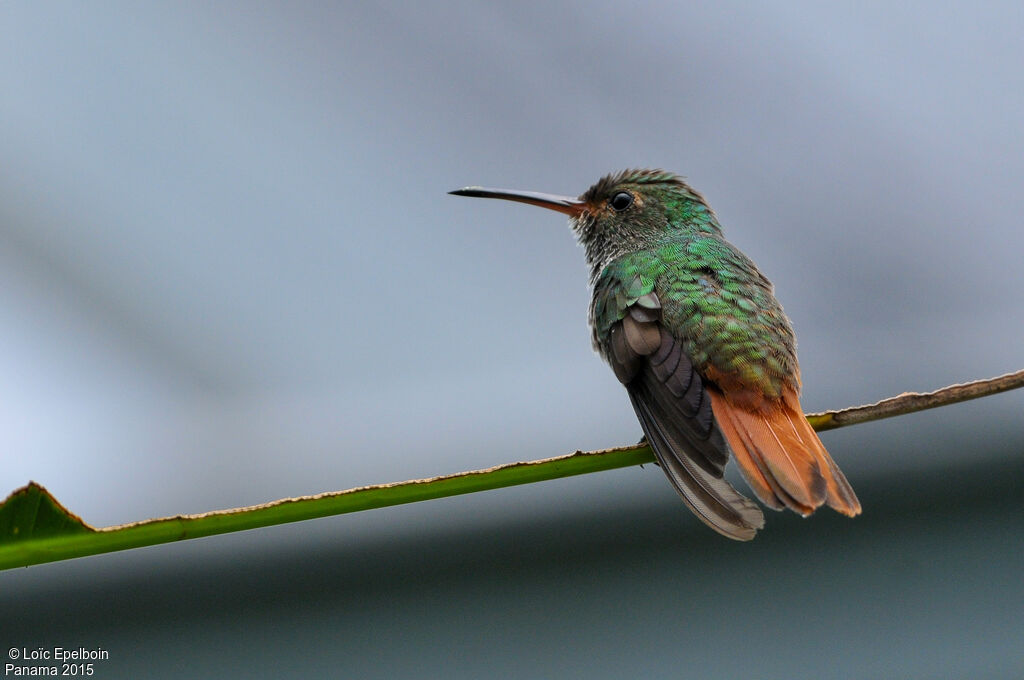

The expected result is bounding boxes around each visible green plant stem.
[1,368,1021,571]
[0,446,653,570]
[805,368,1024,431]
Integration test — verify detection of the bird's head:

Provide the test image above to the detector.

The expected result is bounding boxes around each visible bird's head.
[451,169,721,277]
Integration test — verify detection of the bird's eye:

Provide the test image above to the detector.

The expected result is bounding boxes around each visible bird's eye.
[610,192,633,211]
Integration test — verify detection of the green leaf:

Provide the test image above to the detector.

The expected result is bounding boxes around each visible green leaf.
[0,482,93,543]
[0,445,654,571]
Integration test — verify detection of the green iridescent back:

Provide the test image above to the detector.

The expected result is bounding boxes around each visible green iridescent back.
[591,232,798,400]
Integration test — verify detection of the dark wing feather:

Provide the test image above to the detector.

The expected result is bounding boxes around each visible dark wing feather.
[630,393,764,540]
[606,295,764,540]
[641,325,725,472]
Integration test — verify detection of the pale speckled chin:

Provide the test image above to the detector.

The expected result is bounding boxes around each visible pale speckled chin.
[570,213,665,289]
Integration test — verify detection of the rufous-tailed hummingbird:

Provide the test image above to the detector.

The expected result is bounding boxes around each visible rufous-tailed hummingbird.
[451,169,860,540]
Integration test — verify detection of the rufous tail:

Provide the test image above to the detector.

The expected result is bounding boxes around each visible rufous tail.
[710,387,861,517]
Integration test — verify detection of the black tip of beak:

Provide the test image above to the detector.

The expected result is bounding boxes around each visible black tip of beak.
[449,187,485,197]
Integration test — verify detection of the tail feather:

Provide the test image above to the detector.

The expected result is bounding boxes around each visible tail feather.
[716,399,817,515]
[710,387,860,517]
[781,391,862,516]
[733,404,826,510]
[713,401,785,511]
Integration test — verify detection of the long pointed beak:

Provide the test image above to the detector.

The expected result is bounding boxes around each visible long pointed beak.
[449,186,585,217]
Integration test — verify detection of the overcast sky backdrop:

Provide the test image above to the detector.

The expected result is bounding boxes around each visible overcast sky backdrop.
[2,3,1022,678]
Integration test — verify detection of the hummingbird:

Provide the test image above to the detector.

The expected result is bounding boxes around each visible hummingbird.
[451,169,860,540]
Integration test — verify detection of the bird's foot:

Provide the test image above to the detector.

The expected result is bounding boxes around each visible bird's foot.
[635,434,660,468]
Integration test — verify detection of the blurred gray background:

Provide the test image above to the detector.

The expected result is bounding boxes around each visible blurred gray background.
[2,2,1022,678]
